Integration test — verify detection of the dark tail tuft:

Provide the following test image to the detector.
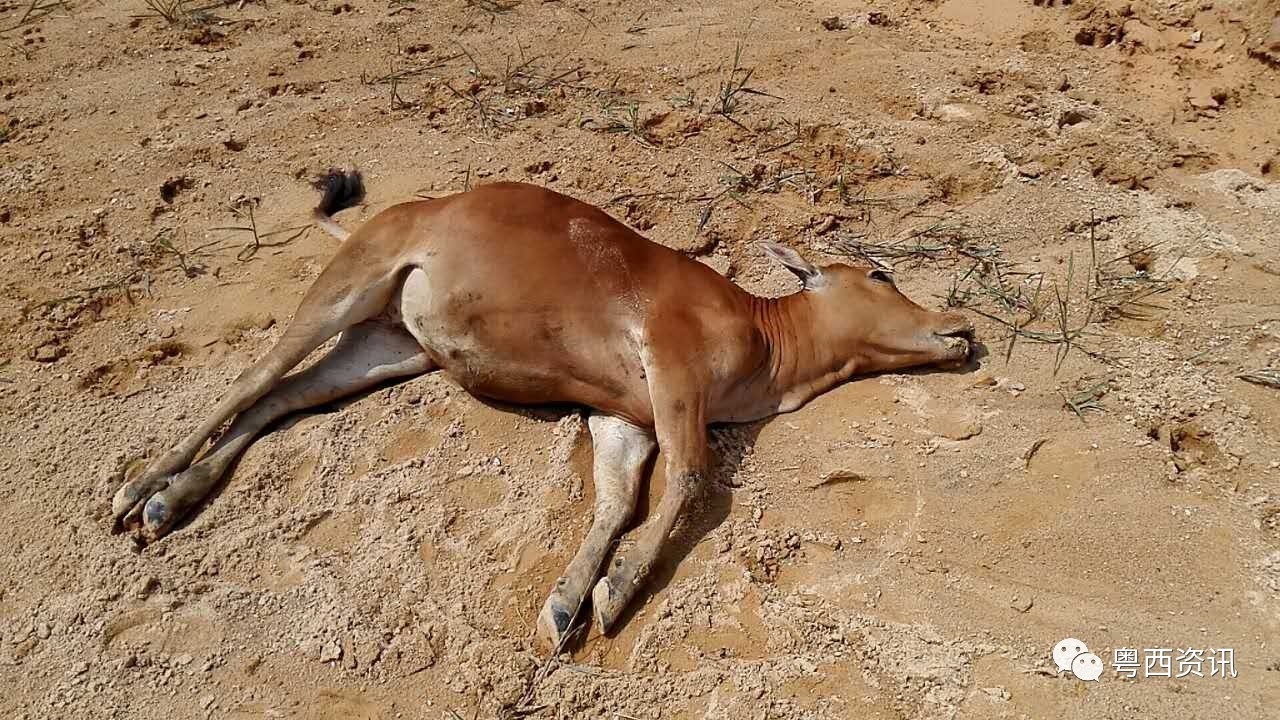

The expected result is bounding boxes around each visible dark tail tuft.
[312,168,366,218]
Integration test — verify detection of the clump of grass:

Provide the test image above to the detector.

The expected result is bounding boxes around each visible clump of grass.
[668,44,779,127]
[141,0,196,25]
[717,160,815,197]
[136,0,245,27]
[828,217,1003,267]
[145,0,184,22]
[936,210,1178,374]
[597,99,657,147]
[714,43,778,127]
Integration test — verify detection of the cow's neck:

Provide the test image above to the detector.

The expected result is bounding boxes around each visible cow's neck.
[745,293,862,416]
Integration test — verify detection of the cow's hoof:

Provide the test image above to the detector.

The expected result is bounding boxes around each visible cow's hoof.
[536,590,577,649]
[111,474,172,537]
[591,577,622,634]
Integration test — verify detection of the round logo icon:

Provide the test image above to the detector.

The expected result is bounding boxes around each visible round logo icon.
[1071,652,1104,681]
[1053,638,1090,673]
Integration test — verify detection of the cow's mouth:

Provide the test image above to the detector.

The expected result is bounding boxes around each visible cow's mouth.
[932,324,974,365]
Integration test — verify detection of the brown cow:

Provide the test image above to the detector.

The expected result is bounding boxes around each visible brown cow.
[112,171,974,646]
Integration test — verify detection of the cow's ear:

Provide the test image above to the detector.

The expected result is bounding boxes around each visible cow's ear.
[761,241,824,289]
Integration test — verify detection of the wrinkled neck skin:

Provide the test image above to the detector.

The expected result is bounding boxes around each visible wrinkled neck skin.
[739,292,922,418]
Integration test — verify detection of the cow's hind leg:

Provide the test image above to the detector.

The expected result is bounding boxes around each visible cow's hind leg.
[537,415,655,647]
[112,237,407,534]
[115,321,433,541]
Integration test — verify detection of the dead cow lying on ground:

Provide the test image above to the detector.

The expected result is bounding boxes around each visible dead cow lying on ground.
[112,170,976,646]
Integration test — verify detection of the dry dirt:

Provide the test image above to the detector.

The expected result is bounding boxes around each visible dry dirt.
[3,0,1280,718]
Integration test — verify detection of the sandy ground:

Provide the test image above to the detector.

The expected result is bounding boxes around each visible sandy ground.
[2,0,1280,718]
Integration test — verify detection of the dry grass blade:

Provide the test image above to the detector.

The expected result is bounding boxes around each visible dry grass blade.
[26,267,151,314]
[503,574,592,720]
[443,82,501,132]
[153,230,205,278]
[1022,438,1049,468]
[1061,381,1108,419]
[828,219,1000,268]
[363,52,464,85]
[210,198,312,261]
[3,0,67,34]
[1237,368,1280,389]
[466,0,520,16]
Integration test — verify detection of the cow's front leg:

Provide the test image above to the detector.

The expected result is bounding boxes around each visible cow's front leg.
[537,415,654,648]
[591,369,707,634]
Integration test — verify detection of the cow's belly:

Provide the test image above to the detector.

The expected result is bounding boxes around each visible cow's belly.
[391,267,655,425]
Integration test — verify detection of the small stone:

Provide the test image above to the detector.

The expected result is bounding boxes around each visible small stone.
[1017,162,1045,179]
[319,638,343,663]
[174,653,193,666]
[1011,596,1034,613]
[697,253,733,277]
[1123,19,1165,52]
[1188,81,1221,110]
[982,686,1010,702]
[133,575,159,599]
[809,469,871,488]
[813,215,837,235]
[936,103,979,122]
[523,159,553,175]
[159,176,192,203]
[1265,16,1280,54]
[997,378,1026,393]
[522,99,547,117]
[30,343,64,363]
[356,640,382,669]
[972,372,997,387]
[36,623,50,640]
[929,415,982,441]
[1057,108,1091,128]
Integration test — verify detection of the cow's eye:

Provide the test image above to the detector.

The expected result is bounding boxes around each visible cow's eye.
[868,269,894,284]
